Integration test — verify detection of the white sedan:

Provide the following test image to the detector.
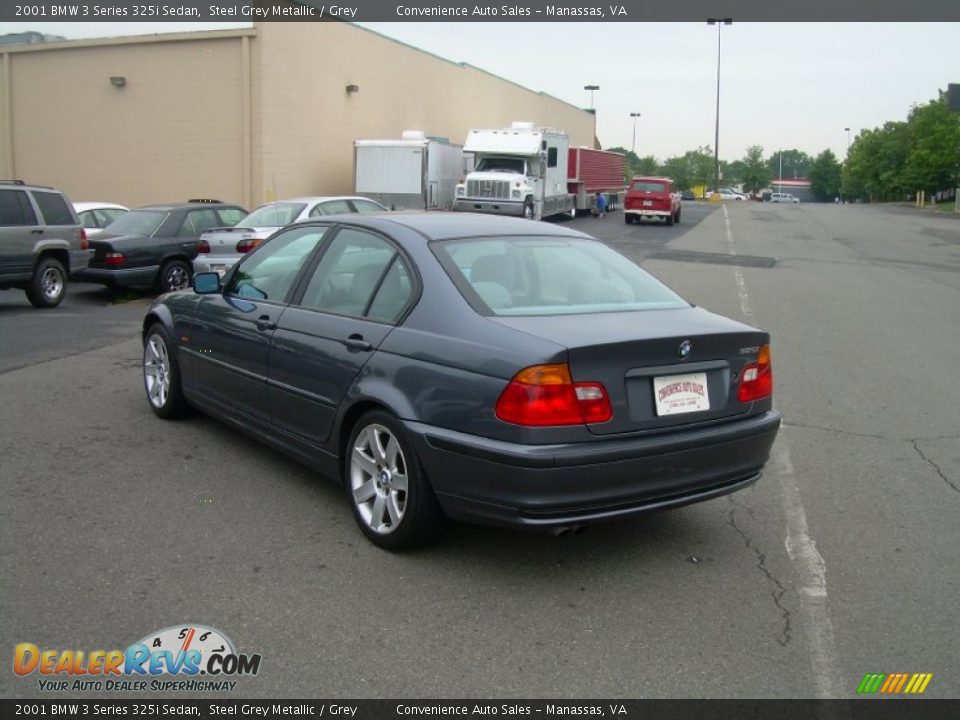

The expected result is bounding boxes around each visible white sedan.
[193,196,389,276]
[73,202,129,236]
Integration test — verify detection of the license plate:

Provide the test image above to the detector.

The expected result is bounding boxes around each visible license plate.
[212,265,227,277]
[643,200,653,207]
[653,372,710,416]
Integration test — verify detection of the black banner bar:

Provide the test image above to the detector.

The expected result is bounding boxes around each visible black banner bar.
[3,700,960,720]
[3,0,960,22]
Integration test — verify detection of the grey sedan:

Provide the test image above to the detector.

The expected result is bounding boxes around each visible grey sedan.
[142,214,780,549]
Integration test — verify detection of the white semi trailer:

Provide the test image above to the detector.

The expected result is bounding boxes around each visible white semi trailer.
[354,131,463,211]
[454,122,574,220]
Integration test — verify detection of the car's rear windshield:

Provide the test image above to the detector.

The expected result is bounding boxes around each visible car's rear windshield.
[243,202,307,227]
[104,210,167,236]
[433,236,689,316]
[631,181,666,193]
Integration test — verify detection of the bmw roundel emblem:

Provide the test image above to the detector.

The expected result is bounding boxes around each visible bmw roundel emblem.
[678,340,692,359]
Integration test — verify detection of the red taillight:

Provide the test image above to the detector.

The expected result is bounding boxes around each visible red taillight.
[196,240,211,254]
[738,344,773,402]
[495,364,613,426]
[236,238,262,254]
[103,252,126,267]
[79,229,89,250]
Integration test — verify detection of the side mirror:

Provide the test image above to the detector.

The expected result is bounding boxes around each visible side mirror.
[193,272,221,294]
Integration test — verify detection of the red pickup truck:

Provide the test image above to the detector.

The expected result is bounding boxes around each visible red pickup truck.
[624,176,681,226]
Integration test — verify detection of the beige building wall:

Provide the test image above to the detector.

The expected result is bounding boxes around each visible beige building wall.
[1,31,252,208]
[2,23,595,209]
[252,22,595,204]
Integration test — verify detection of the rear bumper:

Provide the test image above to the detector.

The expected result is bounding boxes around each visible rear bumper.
[68,249,90,275]
[75,265,159,287]
[625,208,671,218]
[405,410,781,528]
[193,255,242,275]
[454,199,525,216]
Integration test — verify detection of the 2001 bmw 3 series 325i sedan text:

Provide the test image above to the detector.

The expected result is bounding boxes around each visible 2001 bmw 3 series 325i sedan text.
[142,214,781,549]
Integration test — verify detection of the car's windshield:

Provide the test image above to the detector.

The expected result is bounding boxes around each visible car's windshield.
[434,236,689,316]
[475,157,526,174]
[631,181,666,192]
[243,202,307,227]
[103,210,167,236]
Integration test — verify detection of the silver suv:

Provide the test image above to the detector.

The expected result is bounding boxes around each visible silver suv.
[0,181,89,308]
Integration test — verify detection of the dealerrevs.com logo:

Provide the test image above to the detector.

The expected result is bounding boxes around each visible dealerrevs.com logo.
[13,624,262,692]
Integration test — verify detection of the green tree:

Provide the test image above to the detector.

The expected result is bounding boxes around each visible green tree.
[740,145,772,194]
[659,146,714,193]
[902,93,960,195]
[844,121,911,201]
[808,149,843,201]
[606,147,660,181]
[767,149,813,180]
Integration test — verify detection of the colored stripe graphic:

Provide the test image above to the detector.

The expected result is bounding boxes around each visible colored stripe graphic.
[857,672,932,694]
[857,673,886,693]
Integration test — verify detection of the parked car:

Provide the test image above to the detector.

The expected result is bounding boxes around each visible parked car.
[624,176,682,225]
[142,214,781,549]
[769,192,800,203]
[680,190,697,201]
[707,189,747,201]
[78,200,247,293]
[73,202,129,237]
[193,197,388,277]
[0,180,89,308]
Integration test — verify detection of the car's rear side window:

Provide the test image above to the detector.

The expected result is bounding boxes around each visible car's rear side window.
[32,191,75,225]
[217,207,248,226]
[0,190,37,226]
[434,236,688,317]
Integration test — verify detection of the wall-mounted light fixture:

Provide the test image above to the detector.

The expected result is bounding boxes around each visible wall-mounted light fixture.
[110,76,126,88]
[345,84,359,95]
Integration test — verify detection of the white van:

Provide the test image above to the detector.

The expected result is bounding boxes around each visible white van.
[770,192,800,203]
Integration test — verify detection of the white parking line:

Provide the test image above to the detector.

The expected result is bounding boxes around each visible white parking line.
[722,203,842,697]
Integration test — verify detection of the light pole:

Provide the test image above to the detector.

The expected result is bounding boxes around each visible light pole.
[707,18,732,195]
[844,127,851,157]
[778,149,782,193]
[584,85,600,111]
[630,112,641,155]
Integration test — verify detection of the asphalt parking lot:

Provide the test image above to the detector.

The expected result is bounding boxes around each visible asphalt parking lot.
[1,202,958,699]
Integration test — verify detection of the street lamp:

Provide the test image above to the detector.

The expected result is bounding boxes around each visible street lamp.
[630,112,642,155]
[707,18,732,195]
[584,84,600,111]
[844,127,851,157]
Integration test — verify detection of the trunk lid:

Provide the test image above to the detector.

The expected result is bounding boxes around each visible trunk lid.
[199,227,277,257]
[492,306,768,435]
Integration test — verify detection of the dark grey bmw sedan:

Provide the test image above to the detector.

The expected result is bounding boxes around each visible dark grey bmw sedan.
[142,214,780,549]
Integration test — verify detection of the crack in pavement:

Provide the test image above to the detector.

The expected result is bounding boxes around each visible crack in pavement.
[726,495,793,647]
[913,440,960,496]
[784,420,960,445]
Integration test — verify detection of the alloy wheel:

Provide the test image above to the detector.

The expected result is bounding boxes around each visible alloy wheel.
[143,335,170,409]
[350,424,409,534]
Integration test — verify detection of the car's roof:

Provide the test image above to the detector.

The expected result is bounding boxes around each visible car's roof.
[630,176,674,183]
[134,202,242,212]
[300,212,593,241]
[254,196,385,206]
[73,202,129,211]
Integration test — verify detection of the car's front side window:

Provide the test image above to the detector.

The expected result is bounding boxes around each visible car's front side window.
[226,225,330,303]
[297,229,398,318]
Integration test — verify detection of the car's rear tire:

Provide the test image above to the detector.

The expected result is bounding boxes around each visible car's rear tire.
[675,209,681,224]
[158,259,191,293]
[143,323,189,419]
[345,410,444,550]
[26,258,67,308]
[665,213,674,226]
[625,215,633,224]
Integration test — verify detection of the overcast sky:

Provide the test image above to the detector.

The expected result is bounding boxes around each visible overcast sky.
[3,21,958,161]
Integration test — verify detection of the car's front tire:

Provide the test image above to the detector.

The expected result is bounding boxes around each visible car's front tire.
[345,410,444,550]
[158,259,191,293]
[143,323,189,419]
[26,257,67,308]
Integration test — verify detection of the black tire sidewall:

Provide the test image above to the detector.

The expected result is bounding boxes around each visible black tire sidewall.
[27,258,67,308]
[343,410,443,550]
[159,260,191,293]
[143,323,188,419]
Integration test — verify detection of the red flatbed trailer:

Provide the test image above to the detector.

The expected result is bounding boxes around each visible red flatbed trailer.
[567,147,627,214]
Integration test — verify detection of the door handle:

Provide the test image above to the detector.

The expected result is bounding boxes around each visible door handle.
[255,315,277,332]
[342,334,372,352]
[31,229,44,235]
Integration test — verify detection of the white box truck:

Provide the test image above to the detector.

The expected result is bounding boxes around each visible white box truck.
[454,122,574,220]
[354,131,463,211]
